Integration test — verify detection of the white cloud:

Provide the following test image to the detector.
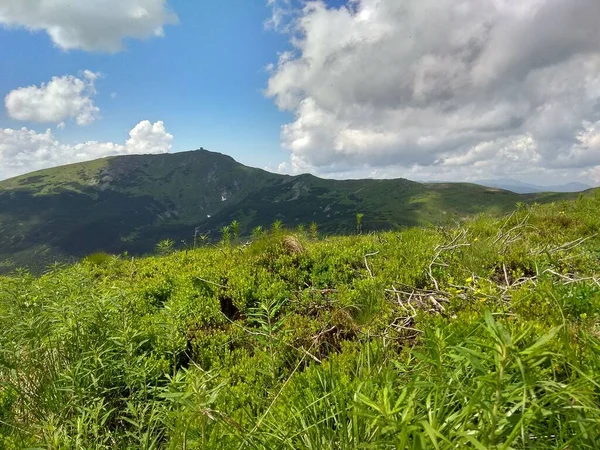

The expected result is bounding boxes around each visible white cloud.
[5,71,101,126]
[266,0,600,184]
[577,121,600,152]
[585,166,600,185]
[125,120,174,154]
[0,120,173,180]
[266,0,298,31]
[0,0,177,52]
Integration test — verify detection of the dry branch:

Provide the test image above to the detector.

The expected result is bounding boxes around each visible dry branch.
[427,229,470,290]
[364,251,379,278]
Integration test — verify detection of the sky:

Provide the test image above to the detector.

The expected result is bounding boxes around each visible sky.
[1,0,600,186]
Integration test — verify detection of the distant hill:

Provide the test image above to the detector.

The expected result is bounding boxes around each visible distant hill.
[0,149,576,272]
[474,178,592,194]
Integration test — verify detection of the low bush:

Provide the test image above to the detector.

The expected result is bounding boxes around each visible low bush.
[1,193,599,448]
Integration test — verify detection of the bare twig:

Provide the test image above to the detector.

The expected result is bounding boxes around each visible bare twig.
[194,277,227,289]
[503,263,510,287]
[311,326,337,343]
[491,210,539,253]
[298,346,322,364]
[542,269,600,286]
[427,229,470,290]
[548,234,598,254]
[428,295,446,312]
[364,252,379,279]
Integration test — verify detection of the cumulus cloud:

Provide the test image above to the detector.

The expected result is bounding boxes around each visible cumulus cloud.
[125,120,174,154]
[0,0,177,52]
[5,71,101,126]
[266,0,600,183]
[0,121,173,180]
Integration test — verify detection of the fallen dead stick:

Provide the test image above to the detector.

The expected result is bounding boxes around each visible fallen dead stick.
[364,251,380,278]
[537,233,599,255]
[311,325,337,342]
[542,269,600,286]
[194,276,228,289]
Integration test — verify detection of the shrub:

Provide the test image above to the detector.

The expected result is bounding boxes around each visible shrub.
[1,194,599,448]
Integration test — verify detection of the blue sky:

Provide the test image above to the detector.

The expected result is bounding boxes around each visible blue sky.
[0,1,291,171]
[1,0,600,185]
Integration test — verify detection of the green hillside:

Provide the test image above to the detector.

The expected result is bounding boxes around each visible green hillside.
[1,192,599,448]
[0,149,574,272]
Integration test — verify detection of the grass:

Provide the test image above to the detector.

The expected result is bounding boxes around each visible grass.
[0,157,111,195]
[0,191,599,448]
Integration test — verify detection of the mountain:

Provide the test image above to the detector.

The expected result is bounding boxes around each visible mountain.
[0,149,575,272]
[474,178,593,194]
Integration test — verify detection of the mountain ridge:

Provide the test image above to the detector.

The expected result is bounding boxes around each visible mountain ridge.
[0,149,580,273]
[473,178,592,194]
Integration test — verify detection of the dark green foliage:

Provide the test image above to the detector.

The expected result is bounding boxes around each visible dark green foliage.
[309,221,318,240]
[220,225,231,246]
[0,194,599,448]
[155,239,175,255]
[230,220,240,244]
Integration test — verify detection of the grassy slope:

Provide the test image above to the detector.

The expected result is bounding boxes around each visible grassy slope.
[1,192,599,448]
[0,150,578,272]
